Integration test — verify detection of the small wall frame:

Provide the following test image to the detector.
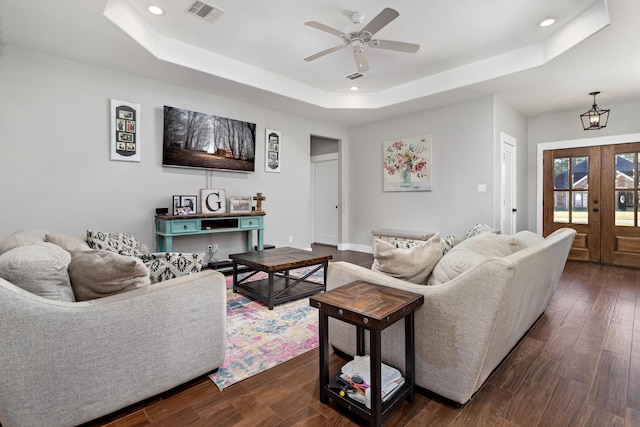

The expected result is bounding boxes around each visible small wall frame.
[265,129,281,173]
[110,99,140,162]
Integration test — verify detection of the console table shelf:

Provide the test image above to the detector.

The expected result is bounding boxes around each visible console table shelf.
[155,212,265,252]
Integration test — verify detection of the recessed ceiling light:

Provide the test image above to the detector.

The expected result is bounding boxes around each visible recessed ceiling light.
[350,86,359,91]
[148,5,164,15]
[537,17,558,28]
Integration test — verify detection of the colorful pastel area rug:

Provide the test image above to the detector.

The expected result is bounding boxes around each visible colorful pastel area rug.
[209,267,323,390]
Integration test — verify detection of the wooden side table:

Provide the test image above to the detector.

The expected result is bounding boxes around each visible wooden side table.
[310,281,424,427]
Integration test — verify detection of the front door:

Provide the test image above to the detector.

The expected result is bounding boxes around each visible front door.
[544,142,640,268]
[601,143,640,266]
[543,146,601,262]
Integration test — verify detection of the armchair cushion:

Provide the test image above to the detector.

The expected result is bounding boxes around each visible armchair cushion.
[0,243,75,301]
[68,249,150,301]
[371,233,442,285]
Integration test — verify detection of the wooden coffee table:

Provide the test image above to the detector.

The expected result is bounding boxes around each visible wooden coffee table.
[230,247,331,310]
[310,281,424,427]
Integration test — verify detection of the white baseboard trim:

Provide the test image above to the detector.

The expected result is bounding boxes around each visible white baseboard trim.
[338,243,372,253]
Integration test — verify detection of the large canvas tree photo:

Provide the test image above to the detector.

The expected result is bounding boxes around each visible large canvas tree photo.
[163,106,256,172]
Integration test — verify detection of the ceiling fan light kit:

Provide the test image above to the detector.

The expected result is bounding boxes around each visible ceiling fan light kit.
[304,7,419,74]
[580,91,610,130]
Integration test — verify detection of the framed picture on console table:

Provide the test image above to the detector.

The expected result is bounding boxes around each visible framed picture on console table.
[229,196,252,213]
[172,195,197,215]
[180,195,197,214]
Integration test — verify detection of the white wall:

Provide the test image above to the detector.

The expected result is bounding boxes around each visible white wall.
[344,96,496,251]
[0,46,348,258]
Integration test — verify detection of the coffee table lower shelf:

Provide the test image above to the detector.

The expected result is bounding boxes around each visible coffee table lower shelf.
[233,272,325,309]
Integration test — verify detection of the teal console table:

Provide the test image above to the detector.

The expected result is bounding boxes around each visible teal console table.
[155,212,265,252]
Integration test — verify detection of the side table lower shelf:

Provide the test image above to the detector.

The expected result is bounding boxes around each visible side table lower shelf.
[323,381,412,420]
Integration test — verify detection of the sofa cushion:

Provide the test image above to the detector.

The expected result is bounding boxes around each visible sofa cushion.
[45,233,91,253]
[502,231,544,253]
[68,249,150,301]
[142,252,205,284]
[0,229,48,256]
[0,244,75,301]
[428,249,487,286]
[371,233,442,285]
[428,232,512,286]
[86,230,145,258]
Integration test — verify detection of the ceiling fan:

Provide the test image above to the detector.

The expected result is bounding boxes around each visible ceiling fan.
[304,7,419,73]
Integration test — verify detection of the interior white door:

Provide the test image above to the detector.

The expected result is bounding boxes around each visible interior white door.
[501,134,517,234]
[312,156,338,245]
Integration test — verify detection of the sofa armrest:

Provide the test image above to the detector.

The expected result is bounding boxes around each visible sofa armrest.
[0,269,226,427]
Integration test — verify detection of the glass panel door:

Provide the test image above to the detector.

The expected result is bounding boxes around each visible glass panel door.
[614,153,636,226]
[553,156,589,224]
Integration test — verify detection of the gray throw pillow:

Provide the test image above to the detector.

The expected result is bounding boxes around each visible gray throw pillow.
[0,244,75,301]
[0,229,48,256]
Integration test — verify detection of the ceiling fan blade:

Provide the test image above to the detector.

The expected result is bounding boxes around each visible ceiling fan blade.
[361,7,399,37]
[304,45,345,61]
[304,21,348,38]
[369,39,420,53]
[353,48,369,72]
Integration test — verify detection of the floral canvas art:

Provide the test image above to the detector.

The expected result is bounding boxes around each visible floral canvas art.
[383,135,432,191]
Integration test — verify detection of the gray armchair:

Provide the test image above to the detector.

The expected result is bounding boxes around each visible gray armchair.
[0,269,226,427]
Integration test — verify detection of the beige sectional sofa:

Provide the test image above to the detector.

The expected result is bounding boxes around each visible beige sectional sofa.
[325,228,576,406]
[0,230,227,427]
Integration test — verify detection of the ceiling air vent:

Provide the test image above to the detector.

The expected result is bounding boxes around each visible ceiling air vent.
[185,1,225,23]
[345,72,366,80]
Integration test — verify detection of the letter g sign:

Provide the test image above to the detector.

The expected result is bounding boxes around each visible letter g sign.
[201,189,226,214]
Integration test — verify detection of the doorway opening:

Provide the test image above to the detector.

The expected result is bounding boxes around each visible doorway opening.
[310,135,341,247]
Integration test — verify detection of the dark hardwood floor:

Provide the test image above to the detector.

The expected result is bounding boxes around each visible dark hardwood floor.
[82,245,640,426]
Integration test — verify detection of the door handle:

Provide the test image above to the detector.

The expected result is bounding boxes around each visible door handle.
[593,208,599,212]
[512,208,517,212]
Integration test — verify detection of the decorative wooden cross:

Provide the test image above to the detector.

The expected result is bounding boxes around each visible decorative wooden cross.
[253,192,266,212]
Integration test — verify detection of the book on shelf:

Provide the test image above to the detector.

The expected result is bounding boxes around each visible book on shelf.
[340,359,405,402]
[339,372,405,402]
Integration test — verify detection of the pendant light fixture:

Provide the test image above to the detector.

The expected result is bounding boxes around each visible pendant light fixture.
[580,91,610,130]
